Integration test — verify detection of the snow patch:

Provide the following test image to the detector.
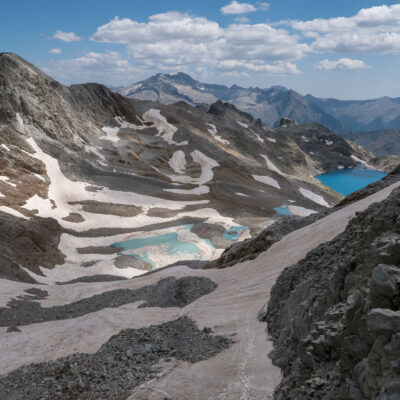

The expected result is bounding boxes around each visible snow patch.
[288,205,316,217]
[0,206,28,219]
[0,176,16,187]
[206,123,229,145]
[260,155,284,176]
[351,155,372,168]
[164,186,209,195]
[143,109,188,146]
[236,192,249,197]
[168,151,187,174]
[236,121,248,128]
[267,138,276,143]
[253,175,281,189]
[299,187,330,207]
[1,144,10,151]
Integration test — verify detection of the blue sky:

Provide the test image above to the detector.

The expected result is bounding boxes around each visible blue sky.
[1,1,400,99]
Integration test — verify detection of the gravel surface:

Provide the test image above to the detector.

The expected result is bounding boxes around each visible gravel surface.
[0,276,217,328]
[0,317,231,400]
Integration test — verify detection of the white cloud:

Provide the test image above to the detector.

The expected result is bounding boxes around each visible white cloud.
[90,13,306,75]
[256,2,270,11]
[53,30,81,42]
[219,60,301,74]
[235,16,250,23]
[314,58,369,71]
[290,4,400,54]
[221,1,257,15]
[221,1,270,15]
[42,51,148,85]
[49,48,62,54]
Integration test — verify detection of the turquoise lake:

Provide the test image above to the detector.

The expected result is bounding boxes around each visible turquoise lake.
[274,206,292,216]
[316,167,387,196]
[223,226,249,241]
[111,224,214,268]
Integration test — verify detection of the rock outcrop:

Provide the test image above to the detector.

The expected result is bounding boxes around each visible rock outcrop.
[263,187,400,400]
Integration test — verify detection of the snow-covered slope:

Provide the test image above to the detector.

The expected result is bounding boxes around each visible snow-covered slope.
[0,53,373,284]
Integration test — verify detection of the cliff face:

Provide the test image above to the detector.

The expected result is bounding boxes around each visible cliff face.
[263,187,400,399]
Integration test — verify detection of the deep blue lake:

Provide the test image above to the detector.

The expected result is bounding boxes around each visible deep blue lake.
[316,167,387,196]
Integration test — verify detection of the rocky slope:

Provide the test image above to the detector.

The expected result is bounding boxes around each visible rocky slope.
[0,52,372,284]
[343,128,400,156]
[263,183,400,399]
[306,95,400,133]
[117,73,347,133]
[118,72,400,134]
[0,164,398,399]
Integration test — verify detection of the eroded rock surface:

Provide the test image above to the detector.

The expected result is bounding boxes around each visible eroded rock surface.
[263,188,400,400]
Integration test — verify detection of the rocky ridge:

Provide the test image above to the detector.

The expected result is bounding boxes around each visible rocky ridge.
[263,186,400,399]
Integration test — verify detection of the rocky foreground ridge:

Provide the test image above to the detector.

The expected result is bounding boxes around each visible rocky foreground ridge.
[263,176,400,399]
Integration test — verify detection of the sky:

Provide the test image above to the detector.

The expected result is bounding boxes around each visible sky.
[1,0,400,99]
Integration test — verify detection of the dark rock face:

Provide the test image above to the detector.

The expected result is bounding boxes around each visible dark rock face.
[0,213,64,276]
[279,117,297,127]
[263,188,400,400]
[0,317,231,400]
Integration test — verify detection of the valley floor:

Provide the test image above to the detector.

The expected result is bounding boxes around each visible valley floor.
[1,181,399,399]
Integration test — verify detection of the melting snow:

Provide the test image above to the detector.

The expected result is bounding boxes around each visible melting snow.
[33,173,46,182]
[253,175,281,189]
[325,140,334,145]
[351,155,372,168]
[236,192,249,197]
[0,206,28,219]
[1,144,10,151]
[299,187,330,207]
[21,137,207,231]
[288,205,316,217]
[169,150,187,174]
[164,186,210,195]
[267,138,276,143]
[254,133,264,143]
[206,123,229,145]
[0,176,16,187]
[236,121,248,128]
[143,109,188,146]
[260,155,284,176]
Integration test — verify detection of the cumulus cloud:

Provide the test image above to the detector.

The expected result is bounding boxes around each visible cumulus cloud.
[235,16,250,23]
[314,58,369,71]
[221,1,270,15]
[90,12,306,76]
[221,1,257,15]
[53,30,81,42]
[49,48,62,54]
[290,4,400,54]
[42,51,148,85]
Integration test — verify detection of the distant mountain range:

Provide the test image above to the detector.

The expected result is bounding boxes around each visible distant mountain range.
[116,72,400,135]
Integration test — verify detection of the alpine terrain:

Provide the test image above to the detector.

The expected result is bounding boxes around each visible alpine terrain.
[0,53,399,399]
